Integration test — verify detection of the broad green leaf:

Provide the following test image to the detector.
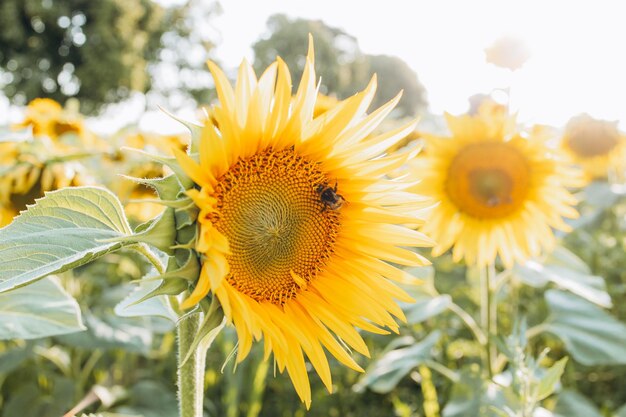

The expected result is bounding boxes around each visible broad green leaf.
[404,294,452,324]
[546,246,591,274]
[60,282,171,354]
[400,265,451,324]
[355,330,440,393]
[553,390,603,417]
[544,290,626,365]
[535,357,568,401]
[58,310,154,354]
[523,261,611,308]
[0,187,132,293]
[0,344,33,374]
[515,245,610,307]
[114,280,178,324]
[0,276,85,340]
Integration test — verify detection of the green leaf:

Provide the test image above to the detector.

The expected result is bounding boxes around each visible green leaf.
[535,357,568,401]
[112,380,178,417]
[59,309,154,354]
[114,280,178,324]
[544,290,626,365]
[0,276,85,340]
[404,294,451,324]
[515,245,610,308]
[0,344,33,374]
[441,367,510,417]
[523,261,611,308]
[547,246,591,274]
[553,390,603,417]
[355,330,440,393]
[615,403,626,417]
[0,187,132,293]
[2,377,74,417]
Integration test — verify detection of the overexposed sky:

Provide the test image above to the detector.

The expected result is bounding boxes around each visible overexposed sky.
[2,0,626,133]
[211,0,626,127]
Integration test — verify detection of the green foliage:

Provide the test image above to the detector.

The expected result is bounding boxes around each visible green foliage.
[252,14,364,96]
[367,54,427,117]
[0,0,170,113]
[0,187,132,293]
[252,14,427,116]
[356,331,441,394]
[0,276,84,340]
[543,290,626,365]
[553,390,604,417]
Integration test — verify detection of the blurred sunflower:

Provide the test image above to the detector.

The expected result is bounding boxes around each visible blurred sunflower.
[113,131,189,221]
[0,158,87,227]
[15,98,84,140]
[312,92,339,117]
[561,113,626,181]
[174,40,433,406]
[0,98,97,227]
[414,106,581,268]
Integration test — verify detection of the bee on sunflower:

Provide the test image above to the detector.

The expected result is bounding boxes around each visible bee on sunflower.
[170,39,434,406]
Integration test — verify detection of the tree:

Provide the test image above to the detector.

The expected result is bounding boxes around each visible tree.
[366,54,427,117]
[0,0,170,113]
[252,14,427,116]
[252,14,370,97]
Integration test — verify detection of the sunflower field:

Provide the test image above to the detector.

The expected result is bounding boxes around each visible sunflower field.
[1,2,626,417]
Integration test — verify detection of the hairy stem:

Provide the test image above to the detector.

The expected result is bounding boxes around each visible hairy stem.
[178,313,205,417]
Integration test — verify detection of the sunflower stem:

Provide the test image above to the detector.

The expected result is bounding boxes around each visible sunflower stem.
[480,264,497,378]
[177,313,205,417]
[448,302,487,345]
[133,243,166,274]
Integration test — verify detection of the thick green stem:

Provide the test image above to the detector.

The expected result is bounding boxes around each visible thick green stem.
[178,313,205,417]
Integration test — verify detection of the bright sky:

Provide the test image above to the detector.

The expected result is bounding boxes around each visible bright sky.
[2,0,626,133]
[210,0,626,128]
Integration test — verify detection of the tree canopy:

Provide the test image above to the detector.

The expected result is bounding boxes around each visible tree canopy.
[0,0,169,113]
[252,14,427,116]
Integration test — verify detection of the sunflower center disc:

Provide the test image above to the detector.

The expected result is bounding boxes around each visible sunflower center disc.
[212,147,340,305]
[445,142,529,219]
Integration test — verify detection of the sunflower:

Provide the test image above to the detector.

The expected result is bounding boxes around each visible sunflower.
[174,40,433,406]
[111,131,189,221]
[0,159,87,227]
[561,113,626,180]
[15,98,81,138]
[414,106,581,268]
[312,92,339,117]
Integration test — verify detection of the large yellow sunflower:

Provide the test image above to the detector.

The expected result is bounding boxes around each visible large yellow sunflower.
[174,41,433,406]
[561,113,626,181]
[414,108,581,269]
